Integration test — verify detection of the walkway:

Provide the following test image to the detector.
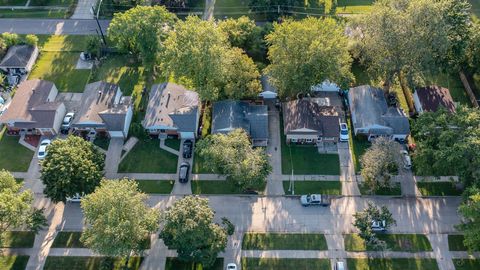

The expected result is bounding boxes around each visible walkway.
[71,0,96,19]
[338,141,361,196]
[104,137,124,179]
[265,101,284,195]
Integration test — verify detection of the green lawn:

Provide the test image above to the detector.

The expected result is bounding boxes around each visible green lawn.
[0,128,33,172]
[453,259,480,270]
[281,142,340,175]
[51,231,85,248]
[93,136,110,151]
[336,0,373,14]
[214,0,251,19]
[135,180,174,194]
[282,181,341,195]
[347,118,370,173]
[347,258,439,270]
[448,234,467,251]
[118,139,178,173]
[30,0,75,6]
[242,258,331,270]
[242,233,328,250]
[191,180,266,195]
[165,257,223,270]
[0,0,26,5]
[344,234,432,252]
[39,35,90,52]
[0,9,69,18]
[0,255,29,270]
[0,231,35,248]
[164,139,180,151]
[417,182,463,196]
[44,256,143,270]
[192,153,212,174]
[359,183,402,196]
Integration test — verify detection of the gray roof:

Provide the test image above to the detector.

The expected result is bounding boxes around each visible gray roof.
[349,85,410,135]
[212,100,268,140]
[0,45,36,68]
[143,83,199,132]
[260,75,277,93]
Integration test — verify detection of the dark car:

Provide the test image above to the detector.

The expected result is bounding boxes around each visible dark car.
[183,140,193,159]
[179,162,190,183]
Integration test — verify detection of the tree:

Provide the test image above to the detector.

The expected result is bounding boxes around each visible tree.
[265,17,353,98]
[0,170,47,246]
[218,16,256,50]
[108,6,177,65]
[1,32,19,47]
[24,34,38,46]
[40,135,105,203]
[411,106,480,186]
[466,18,480,75]
[353,201,396,250]
[360,138,402,192]
[457,192,480,252]
[196,129,271,190]
[160,196,228,267]
[81,179,159,266]
[223,47,262,99]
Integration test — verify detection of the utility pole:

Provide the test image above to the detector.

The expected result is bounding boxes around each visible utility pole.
[91,1,107,46]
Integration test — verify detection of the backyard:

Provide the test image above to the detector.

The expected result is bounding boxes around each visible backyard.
[344,234,432,252]
[282,181,341,195]
[242,233,328,250]
[0,128,33,172]
[118,139,178,173]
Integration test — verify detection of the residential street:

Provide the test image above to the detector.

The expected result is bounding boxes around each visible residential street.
[0,19,110,35]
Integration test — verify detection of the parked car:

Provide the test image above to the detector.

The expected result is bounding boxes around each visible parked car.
[179,162,190,183]
[183,139,193,159]
[66,193,84,203]
[400,150,412,170]
[37,139,51,159]
[339,123,349,142]
[300,194,331,207]
[334,261,345,270]
[226,263,237,270]
[61,112,75,133]
[371,220,387,232]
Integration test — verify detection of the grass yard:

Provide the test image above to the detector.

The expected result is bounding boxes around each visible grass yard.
[214,0,250,19]
[44,256,143,270]
[417,182,463,196]
[0,0,26,5]
[164,139,180,151]
[281,142,340,175]
[282,181,341,195]
[0,255,29,270]
[347,258,439,270]
[242,258,331,270]
[30,0,75,6]
[336,0,373,14]
[0,9,69,18]
[93,136,110,151]
[347,118,370,173]
[51,231,84,248]
[453,259,480,270]
[242,233,328,250]
[135,180,174,194]
[39,35,90,52]
[118,139,178,173]
[0,128,33,172]
[0,231,35,248]
[359,182,402,196]
[165,257,223,270]
[344,234,432,252]
[192,154,212,174]
[191,180,266,195]
[448,235,467,251]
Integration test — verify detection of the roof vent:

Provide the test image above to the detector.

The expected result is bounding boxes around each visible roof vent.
[166,92,171,108]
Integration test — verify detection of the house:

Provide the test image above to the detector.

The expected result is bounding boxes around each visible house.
[0,45,39,75]
[311,80,340,93]
[212,100,268,146]
[0,79,66,136]
[258,75,278,99]
[143,83,200,139]
[72,81,132,138]
[282,98,340,144]
[413,85,456,113]
[348,85,410,141]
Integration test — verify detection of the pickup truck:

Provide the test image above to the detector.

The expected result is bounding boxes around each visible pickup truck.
[300,194,331,207]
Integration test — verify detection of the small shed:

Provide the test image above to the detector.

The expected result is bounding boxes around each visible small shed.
[258,75,278,99]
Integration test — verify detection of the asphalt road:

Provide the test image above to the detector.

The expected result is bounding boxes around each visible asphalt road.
[0,19,110,35]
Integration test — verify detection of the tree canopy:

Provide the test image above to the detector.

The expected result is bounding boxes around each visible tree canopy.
[40,136,105,203]
[353,201,396,250]
[457,192,480,251]
[81,179,159,263]
[265,17,353,97]
[160,196,228,267]
[196,129,271,190]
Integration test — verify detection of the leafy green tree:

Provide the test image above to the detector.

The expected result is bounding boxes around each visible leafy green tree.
[40,135,105,203]
[466,18,480,75]
[266,17,353,97]
[81,179,159,266]
[0,170,47,246]
[457,192,480,251]
[24,34,38,46]
[223,47,262,99]
[353,201,396,250]
[196,129,271,190]
[218,16,256,50]
[360,138,402,193]
[108,6,177,65]
[160,196,228,267]
[411,106,480,186]
[1,32,19,47]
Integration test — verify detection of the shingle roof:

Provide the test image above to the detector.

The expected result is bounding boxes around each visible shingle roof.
[212,100,268,140]
[143,83,199,132]
[0,45,36,68]
[415,85,456,113]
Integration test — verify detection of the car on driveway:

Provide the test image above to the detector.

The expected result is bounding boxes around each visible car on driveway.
[339,123,349,142]
[400,150,412,170]
[183,139,193,159]
[66,193,83,203]
[334,261,345,270]
[226,263,237,270]
[300,194,331,206]
[37,139,51,160]
[61,112,75,134]
[179,162,190,183]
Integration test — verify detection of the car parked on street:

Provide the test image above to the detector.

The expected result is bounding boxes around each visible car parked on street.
[179,162,190,183]
[339,123,349,142]
[183,139,193,159]
[300,194,331,206]
[371,220,387,232]
[334,261,345,270]
[37,139,51,159]
[226,263,237,270]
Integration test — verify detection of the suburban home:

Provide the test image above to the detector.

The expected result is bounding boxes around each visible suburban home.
[212,100,268,147]
[258,75,278,99]
[282,98,340,145]
[0,79,66,136]
[72,81,132,138]
[0,45,39,75]
[348,85,410,141]
[143,82,200,139]
[413,85,456,113]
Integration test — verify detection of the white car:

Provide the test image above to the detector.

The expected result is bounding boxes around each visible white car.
[334,261,345,270]
[400,150,412,170]
[37,139,51,159]
[372,220,387,232]
[226,263,237,270]
[66,193,83,203]
[61,112,75,128]
[339,123,349,142]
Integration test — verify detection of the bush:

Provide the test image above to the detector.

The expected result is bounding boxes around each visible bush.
[24,35,38,46]
[1,32,20,47]
[86,36,102,58]
[222,217,235,236]
[201,104,211,138]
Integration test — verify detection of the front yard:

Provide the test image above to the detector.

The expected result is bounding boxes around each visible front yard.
[448,234,467,251]
[191,180,266,195]
[118,139,178,173]
[344,234,432,252]
[51,231,84,248]
[242,258,330,270]
[417,182,462,196]
[0,231,35,248]
[242,233,328,250]
[282,181,341,195]
[281,141,340,175]
[359,182,402,196]
[135,180,174,194]
[44,256,143,270]
[0,255,29,270]
[347,258,439,270]
[0,128,33,172]
[165,257,223,270]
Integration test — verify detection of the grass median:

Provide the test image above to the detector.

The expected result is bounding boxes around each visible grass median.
[282,181,341,195]
[344,234,432,252]
[347,258,439,270]
[242,233,327,250]
[242,258,330,270]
